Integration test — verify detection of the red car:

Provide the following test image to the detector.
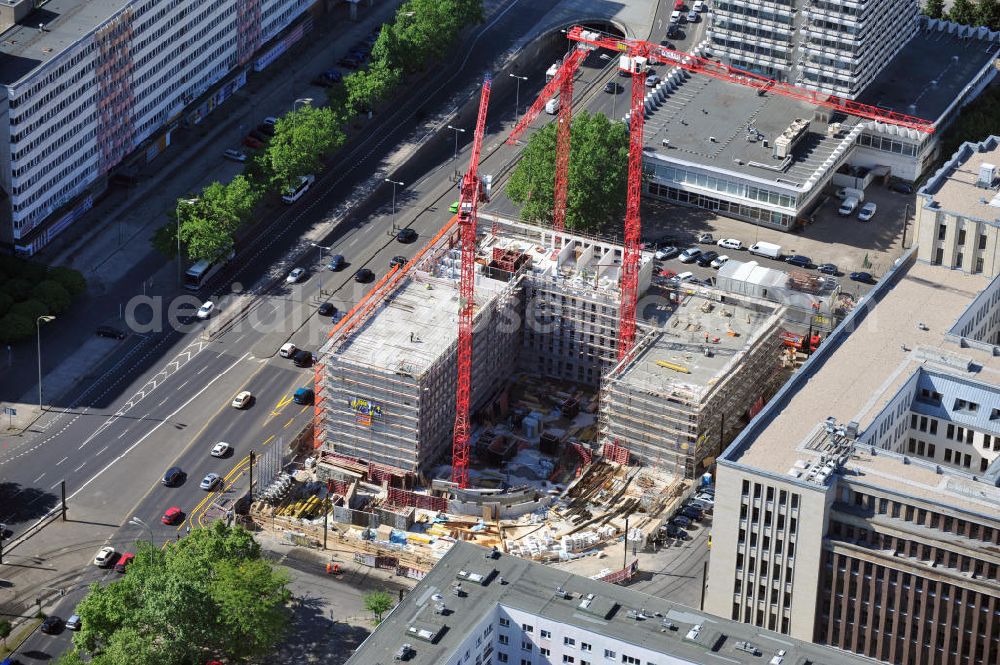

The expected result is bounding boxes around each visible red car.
[162,506,183,525]
[242,136,263,149]
[114,552,135,573]
[674,0,685,9]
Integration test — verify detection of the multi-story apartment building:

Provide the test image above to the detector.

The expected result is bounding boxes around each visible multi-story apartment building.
[706,253,1000,665]
[347,540,874,665]
[917,135,1000,278]
[708,0,919,99]
[0,0,313,255]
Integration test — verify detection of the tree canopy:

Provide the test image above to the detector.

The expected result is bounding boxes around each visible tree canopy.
[506,111,629,233]
[262,105,345,190]
[64,523,290,665]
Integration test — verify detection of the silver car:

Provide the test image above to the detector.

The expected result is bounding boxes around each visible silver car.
[200,472,221,491]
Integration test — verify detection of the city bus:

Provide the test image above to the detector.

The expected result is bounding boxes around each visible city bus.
[183,250,234,291]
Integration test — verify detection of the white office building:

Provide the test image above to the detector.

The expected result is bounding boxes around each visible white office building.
[0,0,313,254]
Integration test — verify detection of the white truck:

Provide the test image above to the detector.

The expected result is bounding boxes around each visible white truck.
[836,186,864,216]
[748,241,782,259]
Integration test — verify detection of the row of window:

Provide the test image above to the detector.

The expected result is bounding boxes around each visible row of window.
[711,34,789,63]
[857,132,918,157]
[645,163,798,209]
[647,182,795,228]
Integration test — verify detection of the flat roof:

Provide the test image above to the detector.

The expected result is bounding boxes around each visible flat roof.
[643,73,852,187]
[348,541,873,665]
[727,259,1000,516]
[856,26,1000,123]
[0,0,124,86]
[921,136,1000,222]
[617,289,778,398]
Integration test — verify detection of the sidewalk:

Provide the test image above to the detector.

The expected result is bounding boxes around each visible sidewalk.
[0,1,404,435]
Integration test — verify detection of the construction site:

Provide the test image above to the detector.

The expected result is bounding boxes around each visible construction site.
[238,23,938,579]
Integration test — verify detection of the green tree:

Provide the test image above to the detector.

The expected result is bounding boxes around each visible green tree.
[32,280,72,314]
[950,0,978,24]
[176,177,258,263]
[0,312,33,343]
[363,590,395,624]
[977,0,1000,29]
[0,618,12,647]
[923,0,946,18]
[2,277,32,301]
[47,266,87,298]
[10,298,49,322]
[53,650,87,665]
[263,105,344,190]
[940,85,1000,158]
[71,523,289,665]
[507,111,629,233]
[151,222,180,259]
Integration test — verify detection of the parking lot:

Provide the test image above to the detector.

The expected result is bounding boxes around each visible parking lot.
[641,180,914,288]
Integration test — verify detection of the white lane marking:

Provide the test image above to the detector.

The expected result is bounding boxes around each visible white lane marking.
[97,446,109,456]
[33,473,45,483]
[177,380,189,390]
[74,462,86,472]
[118,430,129,439]
[56,456,68,466]
[62,352,250,503]
[196,367,207,374]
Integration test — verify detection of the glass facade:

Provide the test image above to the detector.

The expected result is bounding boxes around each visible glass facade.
[857,132,918,157]
[648,181,795,228]
[644,161,797,208]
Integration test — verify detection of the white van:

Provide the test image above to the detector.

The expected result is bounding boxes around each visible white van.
[545,98,560,115]
[671,10,682,23]
[282,174,315,204]
[693,0,705,11]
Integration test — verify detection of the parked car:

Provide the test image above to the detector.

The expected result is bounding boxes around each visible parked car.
[687,9,699,21]
[40,616,64,634]
[196,301,215,320]
[817,263,838,275]
[678,247,701,263]
[318,302,337,317]
[279,342,297,358]
[200,473,222,491]
[680,506,703,521]
[311,75,335,88]
[698,233,714,243]
[286,267,307,284]
[693,492,715,505]
[674,271,695,283]
[603,81,617,93]
[655,246,679,260]
[671,515,691,528]
[114,552,135,573]
[645,74,661,87]
[293,387,315,405]
[687,499,713,513]
[717,238,743,251]
[338,55,360,68]
[696,250,719,267]
[397,228,418,243]
[248,128,268,142]
[784,254,812,268]
[93,546,117,567]
[292,349,313,368]
[257,122,275,137]
[327,254,346,271]
[857,201,877,222]
[231,390,253,409]
[211,442,232,458]
[890,181,914,194]
[161,506,183,525]
[242,136,263,149]
[66,614,82,631]
[162,466,184,486]
[666,525,690,540]
[95,325,127,340]
[223,149,247,162]
[710,254,729,269]
[355,268,375,283]
[850,271,875,283]
[389,255,408,270]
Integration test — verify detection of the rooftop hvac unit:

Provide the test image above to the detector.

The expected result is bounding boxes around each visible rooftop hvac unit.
[977,163,996,188]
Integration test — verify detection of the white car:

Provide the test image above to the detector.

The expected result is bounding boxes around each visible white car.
[654,246,679,260]
[710,254,729,269]
[717,238,743,251]
[231,390,253,409]
[94,546,116,567]
[675,271,695,282]
[279,342,297,358]
[645,74,661,87]
[223,149,247,162]
[678,247,701,263]
[857,201,877,222]
[196,301,215,320]
[211,442,232,458]
[286,267,306,283]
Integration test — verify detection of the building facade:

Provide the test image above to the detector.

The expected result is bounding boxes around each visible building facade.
[0,0,313,254]
[708,0,919,99]
[916,135,1000,278]
[706,256,1000,665]
[346,541,876,665]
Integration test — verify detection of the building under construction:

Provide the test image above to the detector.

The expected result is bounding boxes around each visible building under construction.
[316,215,784,485]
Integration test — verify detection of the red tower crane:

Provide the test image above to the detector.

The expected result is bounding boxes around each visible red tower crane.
[508,48,589,232]
[451,76,492,489]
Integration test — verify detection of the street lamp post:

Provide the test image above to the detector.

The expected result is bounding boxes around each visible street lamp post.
[447,125,465,162]
[129,516,154,549]
[385,179,404,229]
[509,73,528,117]
[36,315,54,412]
